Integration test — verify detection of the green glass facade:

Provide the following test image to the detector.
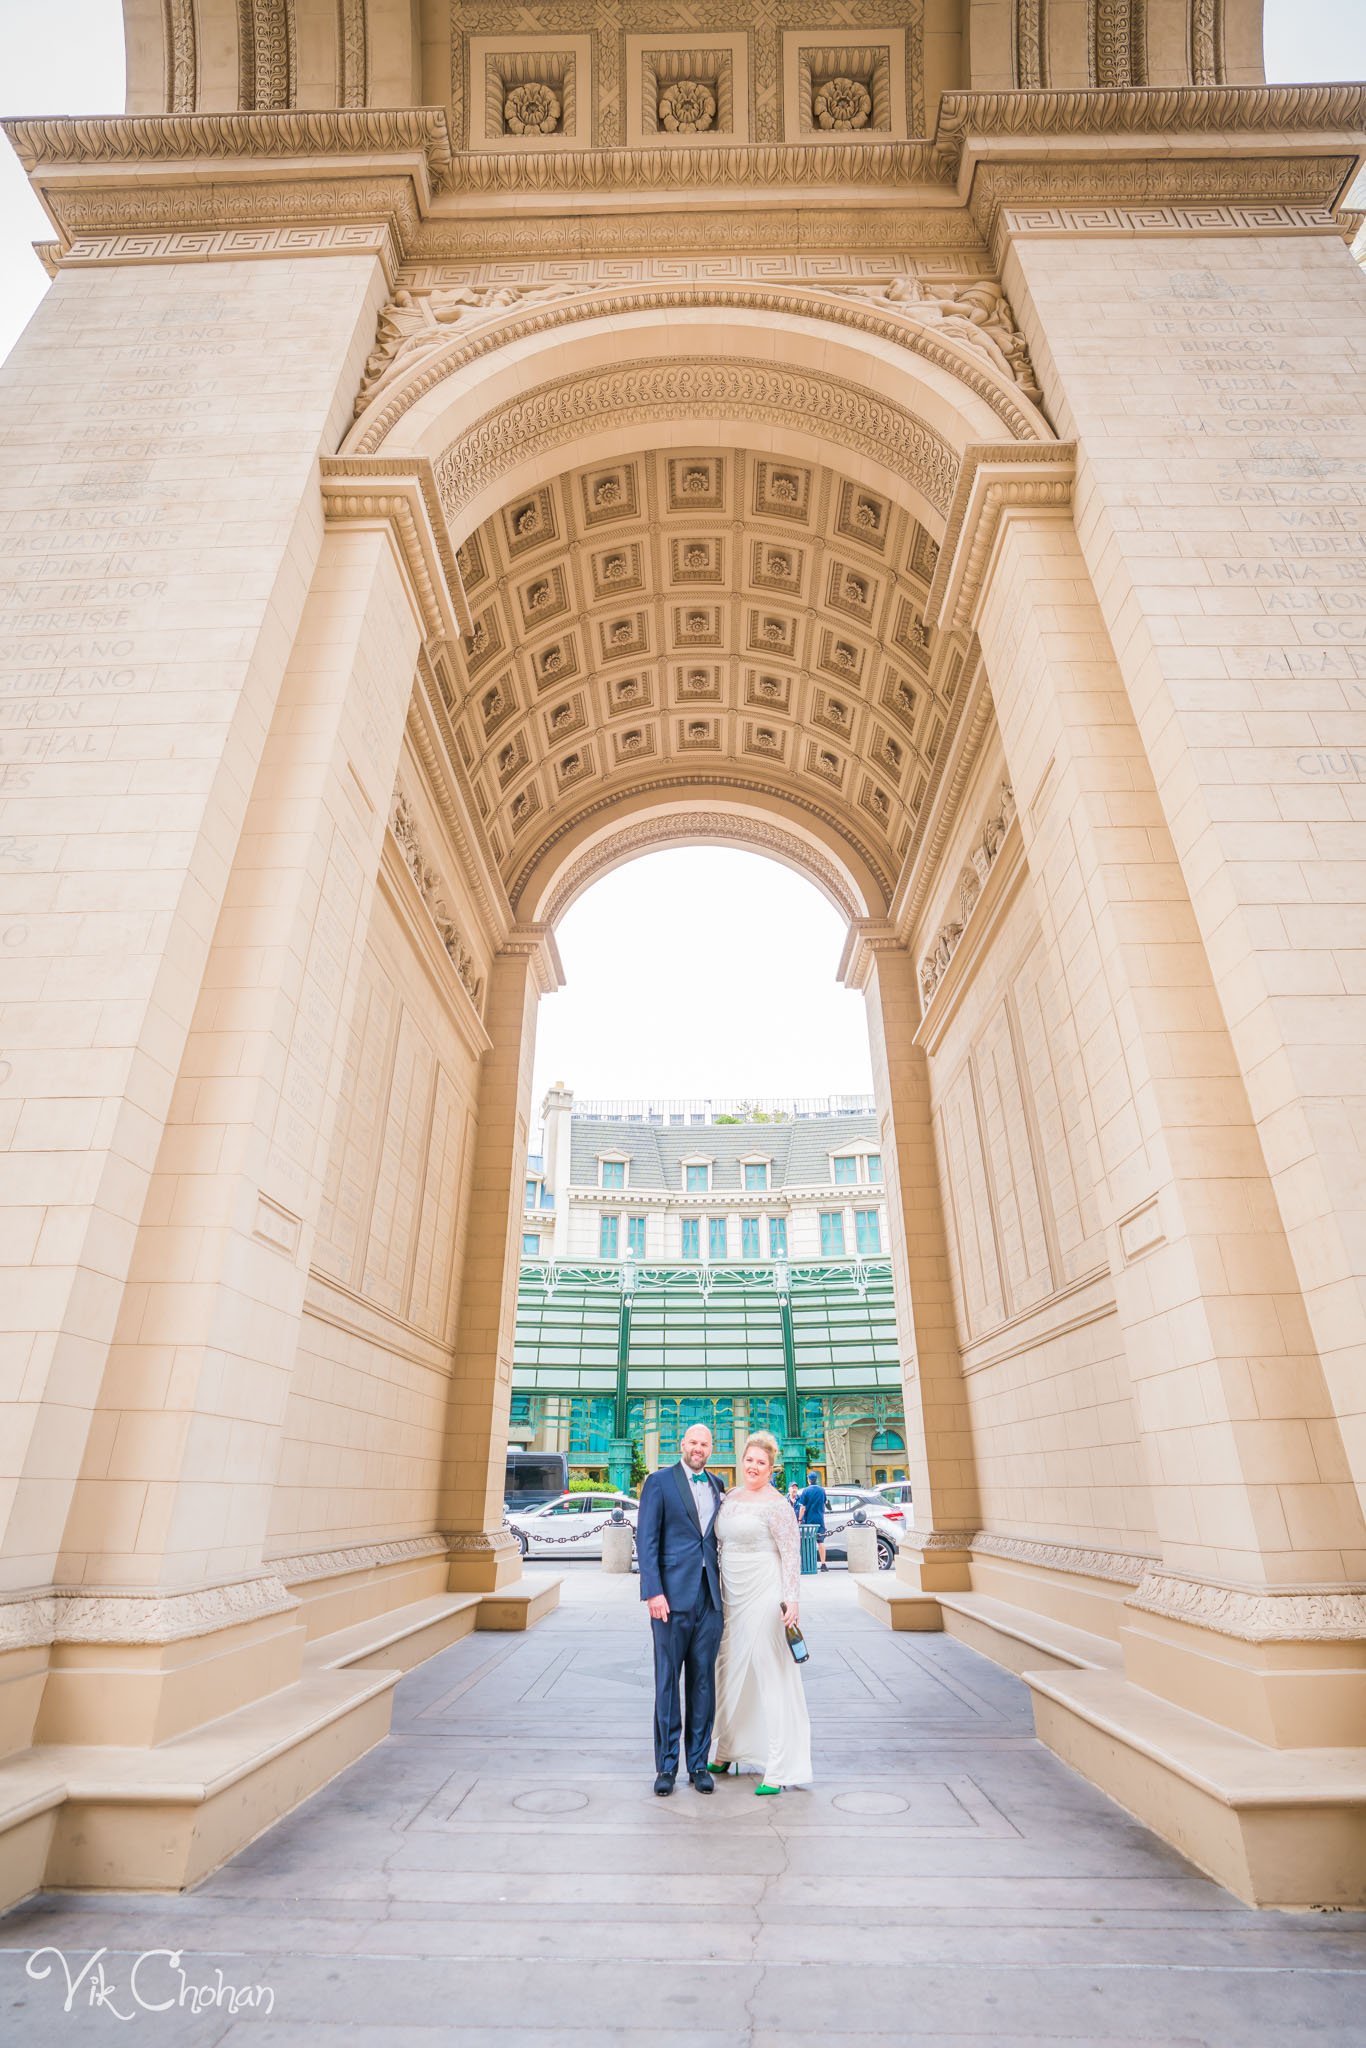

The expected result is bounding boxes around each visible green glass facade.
[511,1257,907,1486]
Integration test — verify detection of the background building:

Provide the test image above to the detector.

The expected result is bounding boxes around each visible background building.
[514,1091,906,1487]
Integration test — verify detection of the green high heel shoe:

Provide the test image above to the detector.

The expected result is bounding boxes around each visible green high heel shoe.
[755,1782,782,1797]
[708,1761,732,1775]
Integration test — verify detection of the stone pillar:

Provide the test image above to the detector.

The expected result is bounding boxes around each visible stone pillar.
[440,928,564,1590]
[37,507,441,1744]
[842,927,979,1592]
[0,252,386,1714]
[999,222,1366,1531]
[961,481,1366,1745]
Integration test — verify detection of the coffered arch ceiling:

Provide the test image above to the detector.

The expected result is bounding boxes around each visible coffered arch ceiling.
[442,444,969,920]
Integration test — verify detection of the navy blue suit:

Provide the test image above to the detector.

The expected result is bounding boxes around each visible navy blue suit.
[637,1462,724,1779]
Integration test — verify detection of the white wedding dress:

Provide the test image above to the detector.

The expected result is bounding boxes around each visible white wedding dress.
[711,1488,812,1786]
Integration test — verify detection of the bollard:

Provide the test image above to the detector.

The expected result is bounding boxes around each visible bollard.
[843,1524,878,1574]
[602,1521,634,1574]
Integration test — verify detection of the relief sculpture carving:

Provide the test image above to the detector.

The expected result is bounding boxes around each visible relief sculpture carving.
[920,781,1016,1008]
[832,279,1043,404]
[357,283,593,414]
[392,790,486,1007]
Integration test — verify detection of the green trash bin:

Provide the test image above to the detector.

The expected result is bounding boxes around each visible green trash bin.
[799,1524,820,1576]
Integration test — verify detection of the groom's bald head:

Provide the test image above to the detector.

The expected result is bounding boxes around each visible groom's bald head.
[680,1424,712,1470]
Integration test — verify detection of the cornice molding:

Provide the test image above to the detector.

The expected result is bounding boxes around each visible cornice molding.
[926,442,1076,637]
[934,83,1366,179]
[444,139,944,198]
[0,1573,298,1651]
[972,154,1360,259]
[2,109,455,191]
[1128,1570,1366,1644]
[837,920,906,995]
[498,924,567,997]
[385,794,492,1036]
[319,455,472,640]
[542,813,864,927]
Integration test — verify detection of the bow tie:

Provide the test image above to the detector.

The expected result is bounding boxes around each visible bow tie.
[689,1472,709,1485]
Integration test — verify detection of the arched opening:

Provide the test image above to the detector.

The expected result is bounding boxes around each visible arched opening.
[512,842,898,1505]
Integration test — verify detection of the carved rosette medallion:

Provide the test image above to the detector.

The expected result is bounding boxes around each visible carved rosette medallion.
[659,80,717,135]
[813,77,872,132]
[504,83,561,136]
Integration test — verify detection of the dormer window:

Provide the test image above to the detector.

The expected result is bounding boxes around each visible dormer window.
[831,1150,881,1187]
[598,1155,628,1190]
[683,1157,712,1193]
[742,1158,770,1192]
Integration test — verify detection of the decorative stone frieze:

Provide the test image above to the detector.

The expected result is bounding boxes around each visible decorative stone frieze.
[350,283,1048,452]
[919,781,1016,1007]
[1128,1572,1366,1644]
[0,1575,299,1652]
[270,1534,449,1585]
[391,788,486,1007]
[971,1531,1156,1586]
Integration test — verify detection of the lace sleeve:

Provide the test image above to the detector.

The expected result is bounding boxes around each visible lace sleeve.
[767,1493,800,1605]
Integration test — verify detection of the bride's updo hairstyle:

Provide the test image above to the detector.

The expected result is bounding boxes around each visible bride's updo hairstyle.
[741,1430,780,1467]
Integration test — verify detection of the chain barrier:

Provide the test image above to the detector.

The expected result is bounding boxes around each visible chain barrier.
[506,1515,636,1547]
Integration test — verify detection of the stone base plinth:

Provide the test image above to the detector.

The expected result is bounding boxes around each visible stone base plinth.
[1119,1606,1366,1750]
[0,1575,563,1911]
[446,1530,526,1592]
[895,1540,972,1594]
[1030,1666,1366,1911]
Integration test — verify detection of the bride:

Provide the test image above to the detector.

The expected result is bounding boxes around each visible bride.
[709,1430,813,1795]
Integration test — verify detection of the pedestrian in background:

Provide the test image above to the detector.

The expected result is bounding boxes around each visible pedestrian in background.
[796,1471,829,1572]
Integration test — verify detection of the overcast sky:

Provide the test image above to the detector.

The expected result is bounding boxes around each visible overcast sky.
[2,1,1364,1115]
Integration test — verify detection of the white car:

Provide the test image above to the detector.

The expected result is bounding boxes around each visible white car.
[817,1487,906,1571]
[506,1489,639,1560]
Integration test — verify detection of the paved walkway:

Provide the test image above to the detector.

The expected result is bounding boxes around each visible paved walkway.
[2,1567,1364,2046]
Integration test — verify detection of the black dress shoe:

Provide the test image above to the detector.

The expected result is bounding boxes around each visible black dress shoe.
[690,1770,714,1794]
[654,1772,675,1796]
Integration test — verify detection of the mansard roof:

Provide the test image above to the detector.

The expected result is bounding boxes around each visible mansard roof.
[568,1112,881,1192]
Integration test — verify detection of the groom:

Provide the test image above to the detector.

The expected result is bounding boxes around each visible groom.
[635,1422,723,1797]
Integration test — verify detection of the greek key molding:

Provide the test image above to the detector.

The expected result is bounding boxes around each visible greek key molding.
[269,1533,448,1585]
[998,201,1345,241]
[55,221,400,275]
[431,358,962,527]
[973,1531,1156,1586]
[0,1574,299,1652]
[508,770,897,914]
[540,813,864,927]
[1128,1571,1366,1644]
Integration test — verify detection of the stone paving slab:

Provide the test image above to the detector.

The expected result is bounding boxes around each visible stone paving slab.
[1,1566,1364,2046]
